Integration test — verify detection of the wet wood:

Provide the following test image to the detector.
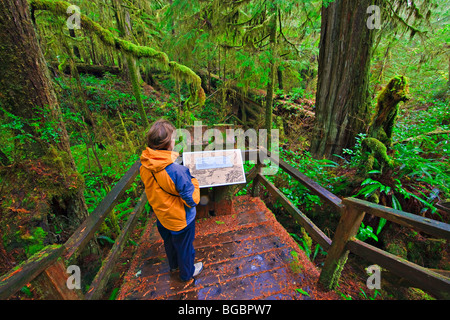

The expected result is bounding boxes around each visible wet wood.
[32,259,83,300]
[64,161,141,261]
[344,197,450,240]
[85,192,148,300]
[347,239,450,300]
[319,203,365,290]
[258,174,332,250]
[0,245,64,299]
[117,196,315,300]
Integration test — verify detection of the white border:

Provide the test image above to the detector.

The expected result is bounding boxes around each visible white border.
[182,149,247,188]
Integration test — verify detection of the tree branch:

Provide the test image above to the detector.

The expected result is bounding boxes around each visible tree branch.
[30,0,203,101]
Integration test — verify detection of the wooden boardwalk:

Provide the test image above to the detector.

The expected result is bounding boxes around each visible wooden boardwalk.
[117,196,324,300]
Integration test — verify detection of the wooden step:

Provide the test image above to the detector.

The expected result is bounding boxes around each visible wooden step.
[171,267,294,300]
[118,196,317,300]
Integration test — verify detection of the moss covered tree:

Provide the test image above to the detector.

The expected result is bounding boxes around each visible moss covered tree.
[360,76,410,173]
[311,0,437,160]
[0,0,88,263]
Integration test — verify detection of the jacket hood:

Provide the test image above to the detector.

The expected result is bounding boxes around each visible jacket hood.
[140,147,179,173]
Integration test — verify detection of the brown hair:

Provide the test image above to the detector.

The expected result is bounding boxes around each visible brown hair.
[146,119,176,150]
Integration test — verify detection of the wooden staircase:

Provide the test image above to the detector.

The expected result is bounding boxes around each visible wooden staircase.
[117,196,325,300]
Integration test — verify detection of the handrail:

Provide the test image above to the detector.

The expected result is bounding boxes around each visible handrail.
[252,149,450,299]
[347,239,450,299]
[258,147,344,212]
[341,198,450,299]
[85,192,148,300]
[0,245,64,300]
[258,174,332,250]
[64,161,141,261]
[0,161,143,299]
[344,197,450,240]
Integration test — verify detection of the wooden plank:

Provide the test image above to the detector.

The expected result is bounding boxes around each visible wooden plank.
[318,204,365,290]
[174,267,292,300]
[258,147,343,212]
[85,192,148,300]
[278,159,343,212]
[344,198,450,240]
[347,239,450,300]
[32,259,83,300]
[251,161,263,197]
[0,245,64,299]
[133,248,291,300]
[64,161,141,261]
[258,174,332,250]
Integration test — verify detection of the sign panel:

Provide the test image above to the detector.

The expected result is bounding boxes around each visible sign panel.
[182,149,246,188]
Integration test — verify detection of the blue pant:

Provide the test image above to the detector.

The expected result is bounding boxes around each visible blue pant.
[156,219,195,281]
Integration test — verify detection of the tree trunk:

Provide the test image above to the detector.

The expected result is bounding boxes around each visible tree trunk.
[111,0,149,128]
[265,10,278,149]
[69,28,81,60]
[311,0,377,159]
[0,0,88,235]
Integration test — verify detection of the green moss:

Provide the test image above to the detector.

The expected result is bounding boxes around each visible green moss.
[30,0,203,104]
[386,239,408,259]
[319,254,349,290]
[18,227,48,257]
[408,288,436,300]
[361,137,394,173]
[369,76,410,146]
[289,250,304,274]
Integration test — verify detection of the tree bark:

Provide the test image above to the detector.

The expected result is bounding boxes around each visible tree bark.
[0,0,88,226]
[311,0,377,159]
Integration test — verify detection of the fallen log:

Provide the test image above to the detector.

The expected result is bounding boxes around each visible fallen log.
[394,129,450,145]
[51,63,121,77]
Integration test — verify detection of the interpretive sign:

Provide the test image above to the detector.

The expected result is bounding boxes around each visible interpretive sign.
[182,149,246,188]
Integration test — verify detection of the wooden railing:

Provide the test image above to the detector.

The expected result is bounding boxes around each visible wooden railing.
[253,148,450,300]
[0,161,147,300]
[1,147,449,299]
[0,149,258,300]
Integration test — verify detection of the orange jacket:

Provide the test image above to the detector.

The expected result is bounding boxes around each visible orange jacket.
[140,148,200,231]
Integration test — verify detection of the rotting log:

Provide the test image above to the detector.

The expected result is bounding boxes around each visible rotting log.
[32,258,83,300]
[52,63,121,77]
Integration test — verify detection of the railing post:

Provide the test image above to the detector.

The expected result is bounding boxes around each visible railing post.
[32,258,83,300]
[319,202,365,290]
[251,155,262,197]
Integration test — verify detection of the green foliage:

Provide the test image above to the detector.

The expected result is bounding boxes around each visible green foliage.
[357,223,379,242]
[359,288,382,300]
[295,287,311,297]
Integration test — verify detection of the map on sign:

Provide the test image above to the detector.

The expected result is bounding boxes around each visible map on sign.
[195,156,233,170]
[183,149,246,188]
